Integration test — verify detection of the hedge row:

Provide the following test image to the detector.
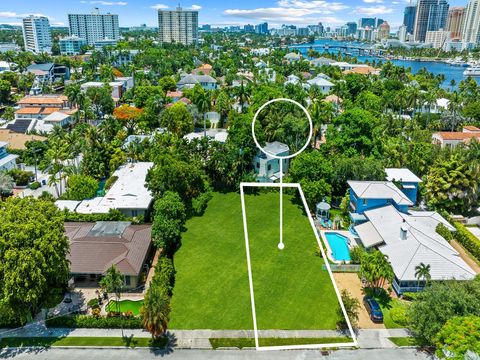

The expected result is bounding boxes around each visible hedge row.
[45,315,142,329]
[453,222,480,262]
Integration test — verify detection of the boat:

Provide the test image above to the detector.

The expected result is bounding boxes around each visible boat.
[463,66,480,76]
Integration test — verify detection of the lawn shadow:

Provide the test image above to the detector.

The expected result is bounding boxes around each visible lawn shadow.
[121,334,138,348]
[148,331,176,357]
[0,336,64,358]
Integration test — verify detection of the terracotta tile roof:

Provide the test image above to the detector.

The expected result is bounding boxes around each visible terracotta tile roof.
[17,95,68,105]
[64,222,152,276]
[434,132,480,140]
[0,129,46,150]
[343,66,379,75]
[15,107,42,114]
[166,91,183,98]
[463,126,480,132]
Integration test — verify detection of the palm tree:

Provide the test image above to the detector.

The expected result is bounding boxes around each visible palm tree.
[414,262,431,290]
[141,285,171,339]
[195,90,211,137]
[235,82,250,113]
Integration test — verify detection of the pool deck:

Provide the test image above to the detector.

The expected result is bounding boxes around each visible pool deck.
[319,230,357,264]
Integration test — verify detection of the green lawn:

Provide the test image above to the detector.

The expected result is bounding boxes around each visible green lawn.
[0,337,167,348]
[210,337,351,349]
[388,337,424,347]
[364,289,409,329]
[106,300,144,316]
[169,191,341,330]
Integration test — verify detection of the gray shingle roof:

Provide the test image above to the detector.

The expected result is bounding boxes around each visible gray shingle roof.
[177,74,217,85]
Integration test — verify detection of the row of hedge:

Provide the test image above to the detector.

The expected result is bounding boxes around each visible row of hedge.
[61,208,143,224]
[452,221,480,262]
[45,315,142,329]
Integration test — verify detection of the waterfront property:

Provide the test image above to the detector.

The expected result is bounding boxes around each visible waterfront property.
[354,205,476,294]
[169,192,342,330]
[65,221,153,289]
[253,141,289,182]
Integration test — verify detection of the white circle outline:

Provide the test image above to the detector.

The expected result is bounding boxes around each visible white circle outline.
[251,98,313,160]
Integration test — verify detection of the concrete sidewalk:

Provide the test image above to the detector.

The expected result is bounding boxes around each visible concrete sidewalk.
[0,323,412,349]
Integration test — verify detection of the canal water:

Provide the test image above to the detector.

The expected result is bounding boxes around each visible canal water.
[291,39,479,89]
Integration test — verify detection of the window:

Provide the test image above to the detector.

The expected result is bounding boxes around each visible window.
[124,276,131,286]
[256,162,260,168]
[267,164,271,171]
[132,210,138,217]
[363,199,368,205]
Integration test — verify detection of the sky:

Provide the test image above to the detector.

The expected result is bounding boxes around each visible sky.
[0,0,468,30]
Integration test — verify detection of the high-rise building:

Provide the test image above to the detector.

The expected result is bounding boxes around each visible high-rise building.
[255,22,268,34]
[157,6,198,45]
[68,8,119,46]
[398,25,408,42]
[318,22,324,35]
[462,0,480,48]
[425,29,451,48]
[376,18,385,27]
[22,15,52,53]
[244,24,254,33]
[346,22,357,35]
[413,0,449,42]
[378,21,390,39]
[403,4,417,34]
[446,7,465,40]
[359,17,376,28]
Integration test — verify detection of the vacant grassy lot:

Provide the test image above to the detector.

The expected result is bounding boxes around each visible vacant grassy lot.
[169,191,341,330]
[209,337,351,349]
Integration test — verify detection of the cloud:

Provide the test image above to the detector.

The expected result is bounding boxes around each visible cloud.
[82,1,128,5]
[190,5,202,10]
[150,3,168,10]
[51,21,66,26]
[224,0,348,25]
[363,0,383,3]
[0,11,50,19]
[355,5,393,14]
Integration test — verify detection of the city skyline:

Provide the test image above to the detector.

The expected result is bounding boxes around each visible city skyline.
[0,0,470,30]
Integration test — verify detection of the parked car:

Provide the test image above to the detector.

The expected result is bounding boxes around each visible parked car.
[363,296,384,323]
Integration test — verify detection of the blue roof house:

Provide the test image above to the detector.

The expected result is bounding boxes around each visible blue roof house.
[385,168,422,205]
[254,141,289,182]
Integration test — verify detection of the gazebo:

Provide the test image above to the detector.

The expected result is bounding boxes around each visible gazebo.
[316,200,331,220]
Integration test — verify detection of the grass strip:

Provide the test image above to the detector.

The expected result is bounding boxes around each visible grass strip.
[210,337,352,349]
[388,337,424,347]
[0,336,167,349]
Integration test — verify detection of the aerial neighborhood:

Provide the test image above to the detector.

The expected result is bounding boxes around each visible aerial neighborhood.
[0,1,480,359]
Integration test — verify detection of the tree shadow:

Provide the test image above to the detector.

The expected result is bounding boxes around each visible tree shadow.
[148,331,176,357]
[363,287,393,309]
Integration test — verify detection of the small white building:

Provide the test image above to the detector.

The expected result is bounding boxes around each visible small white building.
[0,141,18,172]
[254,141,289,182]
[285,74,301,86]
[306,76,334,93]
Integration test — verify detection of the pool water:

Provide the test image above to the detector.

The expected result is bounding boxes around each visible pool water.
[325,232,351,262]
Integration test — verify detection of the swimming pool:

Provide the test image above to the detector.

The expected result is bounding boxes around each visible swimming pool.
[324,232,351,262]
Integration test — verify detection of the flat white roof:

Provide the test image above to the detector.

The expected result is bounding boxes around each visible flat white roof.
[359,206,475,281]
[348,180,413,206]
[55,200,81,212]
[385,168,422,183]
[43,111,70,122]
[76,162,153,214]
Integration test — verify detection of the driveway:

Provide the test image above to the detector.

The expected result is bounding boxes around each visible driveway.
[333,273,385,329]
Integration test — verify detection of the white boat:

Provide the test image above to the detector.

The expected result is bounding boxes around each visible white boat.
[463,66,480,76]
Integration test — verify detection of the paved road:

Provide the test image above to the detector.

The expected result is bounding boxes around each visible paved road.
[0,348,434,360]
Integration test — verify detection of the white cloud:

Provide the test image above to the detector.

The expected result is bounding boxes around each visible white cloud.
[51,22,66,26]
[224,0,348,25]
[355,5,393,15]
[0,11,52,19]
[190,5,202,10]
[363,0,383,3]
[86,1,128,5]
[150,3,168,10]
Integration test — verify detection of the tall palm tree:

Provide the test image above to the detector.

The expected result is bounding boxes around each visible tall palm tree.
[141,285,171,339]
[235,82,250,113]
[414,262,431,290]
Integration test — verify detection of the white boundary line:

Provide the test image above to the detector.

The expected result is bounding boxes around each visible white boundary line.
[240,182,358,351]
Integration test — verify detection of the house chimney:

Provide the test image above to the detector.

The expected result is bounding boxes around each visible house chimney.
[400,219,408,240]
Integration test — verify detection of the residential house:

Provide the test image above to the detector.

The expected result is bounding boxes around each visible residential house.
[166,91,183,102]
[432,126,480,148]
[254,141,289,182]
[81,81,125,102]
[192,63,213,75]
[10,95,77,133]
[284,52,302,62]
[65,221,152,288]
[0,61,11,73]
[285,74,301,86]
[26,63,70,83]
[0,141,18,172]
[310,57,336,67]
[184,129,228,143]
[419,97,450,114]
[354,205,476,294]
[385,168,422,205]
[306,76,334,93]
[342,66,380,75]
[177,74,217,90]
[57,162,154,217]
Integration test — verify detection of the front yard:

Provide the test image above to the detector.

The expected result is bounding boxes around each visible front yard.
[169,191,342,330]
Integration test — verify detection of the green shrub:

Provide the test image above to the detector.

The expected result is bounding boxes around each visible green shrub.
[62,174,98,201]
[436,223,453,242]
[402,292,419,301]
[350,246,365,264]
[87,298,99,309]
[62,208,128,222]
[8,169,33,186]
[152,256,175,295]
[29,181,41,190]
[191,190,212,216]
[105,176,118,190]
[45,315,142,329]
[390,306,408,326]
[453,222,480,262]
